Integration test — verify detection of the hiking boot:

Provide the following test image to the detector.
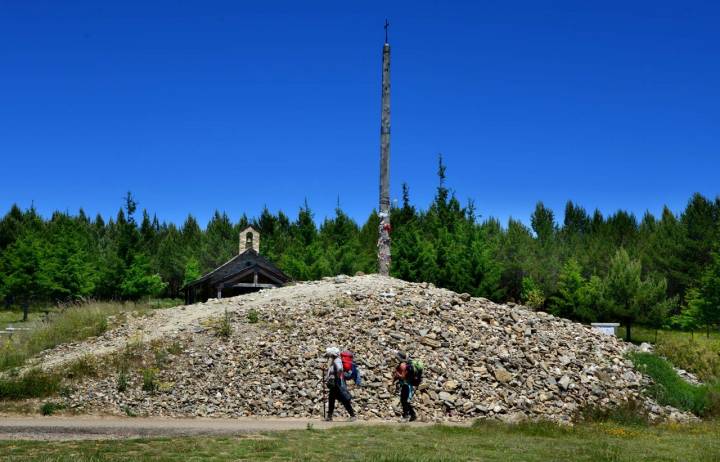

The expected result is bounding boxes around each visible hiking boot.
[399,416,410,423]
[409,415,417,422]
[348,416,357,422]
[324,417,333,422]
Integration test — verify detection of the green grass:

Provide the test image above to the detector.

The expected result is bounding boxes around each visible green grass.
[0,309,44,325]
[0,422,719,461]
[0,299,181,372]
[629,352,720,417]
[629,325,720,345]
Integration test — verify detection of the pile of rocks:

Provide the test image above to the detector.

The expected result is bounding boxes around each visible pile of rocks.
[64,275,690,423]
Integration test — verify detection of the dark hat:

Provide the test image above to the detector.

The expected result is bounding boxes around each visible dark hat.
[395,351,408,361]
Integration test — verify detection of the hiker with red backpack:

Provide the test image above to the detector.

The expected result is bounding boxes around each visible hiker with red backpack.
[394,351,423,422]
[324,346,356,422]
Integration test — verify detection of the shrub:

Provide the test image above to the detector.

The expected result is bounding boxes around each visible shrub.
[116,361,129,393]
[166,341,183,355]
[121,405,137,417]
[125,333,145,359]
[335,297,353,309]
[521,277,545,309]
[141,367,159,392]
[246,308,259,324]
[217,308,233,338]
[153,347,169,368]
[40,401,66,416]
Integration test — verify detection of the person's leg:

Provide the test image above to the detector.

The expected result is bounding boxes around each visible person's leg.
[408,398,417,421]
[400,383,411,418]
[340,393,355,417]
[407,384,417,420]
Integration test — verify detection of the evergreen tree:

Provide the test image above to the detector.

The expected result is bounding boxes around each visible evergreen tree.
[116,192,140,266]
[681,193,718,291]
[41,214,96,300]
[670,288,704,334]
[469,221,504,300]
[603,248,672,341]
[183,257,201,286]
[498,219,534,301]
[0,230,45,304]
[120,254,166,300]
[520,276,545,309]
[156,225,185,297]
[549,258,589,320]
[0,204,25,251]
[531,202,556,243]
[697,249,720,335]
[202,211,235,272]
[140,210,159,256]
[603,248,642,341]
[641,207,689,298]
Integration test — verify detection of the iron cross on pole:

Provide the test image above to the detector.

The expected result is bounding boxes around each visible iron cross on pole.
[384,19,390,43]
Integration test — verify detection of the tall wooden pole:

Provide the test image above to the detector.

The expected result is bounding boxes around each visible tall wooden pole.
[378,22,391,276]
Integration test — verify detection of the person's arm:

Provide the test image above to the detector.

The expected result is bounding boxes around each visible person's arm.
[393,363,406,382]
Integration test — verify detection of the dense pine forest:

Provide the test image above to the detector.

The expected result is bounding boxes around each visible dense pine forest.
[1,159,719,340]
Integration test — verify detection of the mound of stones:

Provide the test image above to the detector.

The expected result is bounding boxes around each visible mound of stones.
[66,275,690,423]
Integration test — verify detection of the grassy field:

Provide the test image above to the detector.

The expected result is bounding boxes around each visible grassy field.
[628,325,720,344]
[0,310,44,326]
[1,422,719,462]
[0,299,182,372]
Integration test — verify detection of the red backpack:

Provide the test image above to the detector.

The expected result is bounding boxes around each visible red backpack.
[340,351,354,372]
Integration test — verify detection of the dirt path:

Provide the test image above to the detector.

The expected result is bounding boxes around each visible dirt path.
[0,416,443,440]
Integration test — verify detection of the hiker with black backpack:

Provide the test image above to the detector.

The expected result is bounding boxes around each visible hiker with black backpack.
[324,346,356,422]
[394,351,422,422]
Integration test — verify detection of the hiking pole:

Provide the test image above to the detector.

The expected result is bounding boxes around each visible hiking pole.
[320,375,326,420]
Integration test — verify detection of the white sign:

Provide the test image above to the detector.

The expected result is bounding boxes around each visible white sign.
[591,323,620,336]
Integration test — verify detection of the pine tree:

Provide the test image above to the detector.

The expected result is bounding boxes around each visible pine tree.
[521,276,545,309]
[183,256,201,286]
[120,254,166,300]
[603,248,672,341]
[0,230,45,304]
[641,207,689,298]
[549,258,589,320]
[498,219,534,301]
[670,288,704,335]
[156,225,185,297]
[202,211,235,272]
[697,249,720,336]
[40,214,96,300]
[604,248,642,341]
[469,221,504,300]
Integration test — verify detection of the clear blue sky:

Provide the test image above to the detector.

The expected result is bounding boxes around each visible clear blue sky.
[1,1,718,228]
